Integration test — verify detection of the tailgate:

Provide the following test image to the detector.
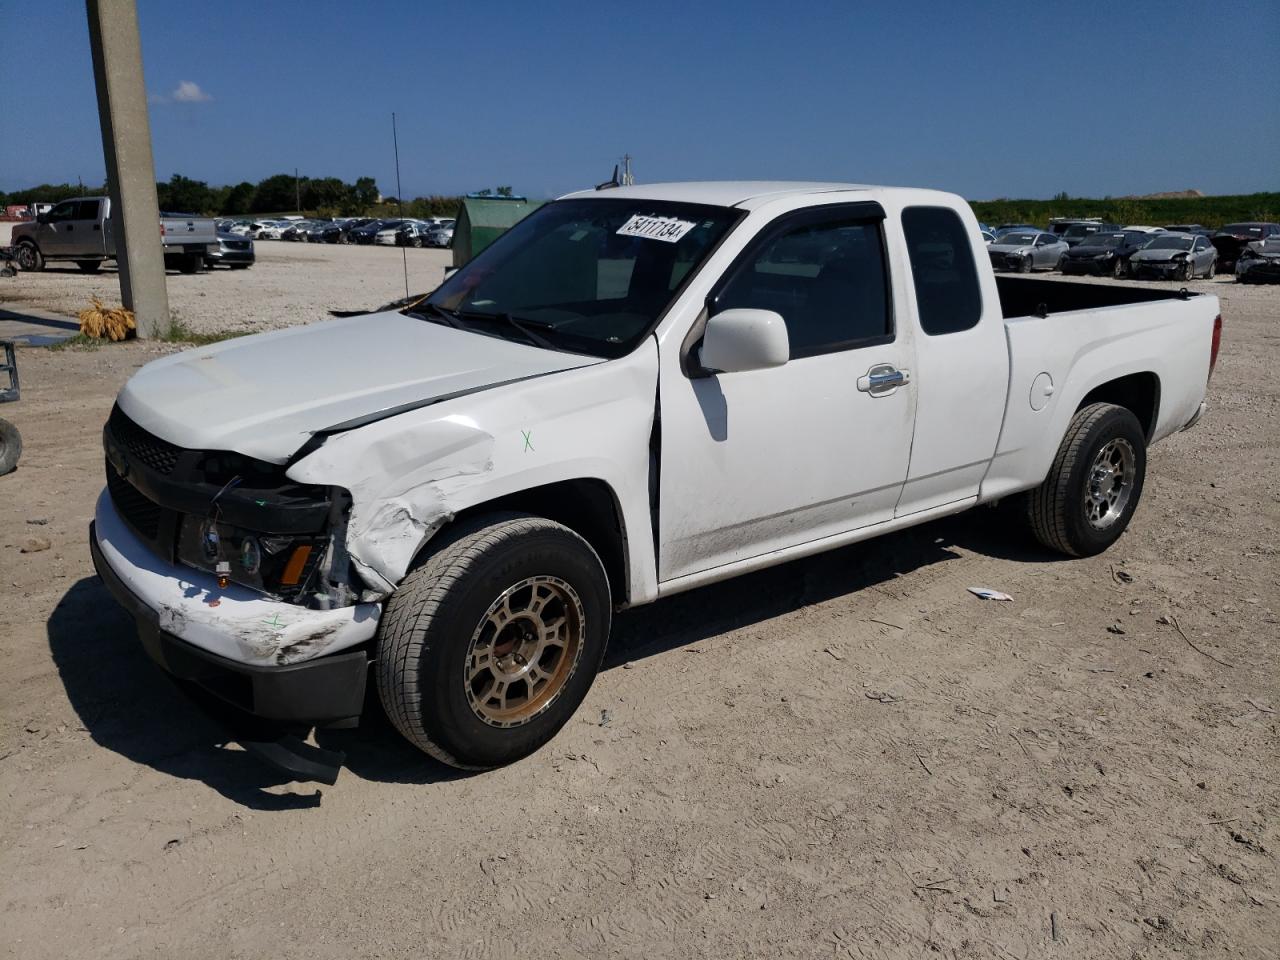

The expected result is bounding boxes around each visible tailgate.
[161,217,217,247]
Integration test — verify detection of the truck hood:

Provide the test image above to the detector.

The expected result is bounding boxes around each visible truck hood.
[116,311,601,463]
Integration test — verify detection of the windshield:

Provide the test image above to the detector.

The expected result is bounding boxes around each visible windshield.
[1144,236,1193,251]
[420,198,741,358]
[1083,233,1125,247]
[998,233,1036,245]
[1064,223,1101,238]
[1221,224,1263,235]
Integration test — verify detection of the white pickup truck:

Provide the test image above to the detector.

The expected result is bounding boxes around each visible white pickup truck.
[90,182,1220,778]
[11,196,218,274]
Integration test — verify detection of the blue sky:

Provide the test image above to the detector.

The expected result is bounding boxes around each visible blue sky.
[2,0,1277,200]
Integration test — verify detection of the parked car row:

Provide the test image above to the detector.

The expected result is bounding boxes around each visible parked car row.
[980,218,1280,282]
[215,216,456,248]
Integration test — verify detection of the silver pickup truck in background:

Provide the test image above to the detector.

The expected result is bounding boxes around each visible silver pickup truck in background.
[10,196,218,274]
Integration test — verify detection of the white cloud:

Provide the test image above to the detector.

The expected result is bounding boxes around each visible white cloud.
[171,80,213,102]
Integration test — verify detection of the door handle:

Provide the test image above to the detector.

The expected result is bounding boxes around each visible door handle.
[857,364,910,395]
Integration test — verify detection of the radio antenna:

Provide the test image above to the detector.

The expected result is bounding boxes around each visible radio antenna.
[392,111,408,297]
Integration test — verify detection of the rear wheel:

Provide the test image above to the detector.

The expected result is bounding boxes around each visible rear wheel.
[1025,403,1146,557]
[376,514,611,769]
[14,242,43,272]
[179,253,202,274]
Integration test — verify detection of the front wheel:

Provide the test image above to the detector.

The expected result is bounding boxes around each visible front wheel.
[15,242,43,271]
[1025,403,1147,557]
[376,514,611,770]
[1018,254,1033,274]
[1181,260,1195,282]
[0,418,21,475]
[1112,257,1125,279]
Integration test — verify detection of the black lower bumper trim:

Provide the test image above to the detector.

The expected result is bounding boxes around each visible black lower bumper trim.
[90,521,369,727]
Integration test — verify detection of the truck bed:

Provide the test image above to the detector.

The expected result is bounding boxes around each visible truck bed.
[996,275,1203,321]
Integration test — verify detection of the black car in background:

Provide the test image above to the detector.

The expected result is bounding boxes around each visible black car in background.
[348,219,389,244]
[331,218,376,243]
[1211,222,1280,273]
[1059,230,1151,278]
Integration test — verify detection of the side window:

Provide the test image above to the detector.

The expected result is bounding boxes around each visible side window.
[901,206,983,336]
[73,200,100,220]
[714,217,891,358]
[46,201,76,222]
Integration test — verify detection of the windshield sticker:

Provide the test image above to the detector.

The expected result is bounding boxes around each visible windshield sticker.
[617,214,697,243]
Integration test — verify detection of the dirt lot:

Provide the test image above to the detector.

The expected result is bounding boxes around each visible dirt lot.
[0,253,1277,959]
[2,239,454,334]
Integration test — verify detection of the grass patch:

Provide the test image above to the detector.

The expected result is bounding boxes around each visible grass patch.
[45,318,253,350]
[154,316,252,346]
[47,333,106,352]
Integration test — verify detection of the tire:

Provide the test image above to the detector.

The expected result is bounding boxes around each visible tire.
[1112,257,1125,279]
[1181,260,1194,282]
[179,253,201,274]
[1018,254,1033,274]
[15,241,43,272]
[376,513,611,769]
[229,263,251,270]
[1025,402,1147,557]
[75,260,102,273]
[0,418,21,476]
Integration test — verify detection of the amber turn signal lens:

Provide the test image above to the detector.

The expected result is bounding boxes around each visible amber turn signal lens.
[280,544,313,585]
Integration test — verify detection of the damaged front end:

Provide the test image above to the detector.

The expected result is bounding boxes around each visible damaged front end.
[104,404,365,611]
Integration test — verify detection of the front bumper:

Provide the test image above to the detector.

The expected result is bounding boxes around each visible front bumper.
[207,248,255,265]
[1130,260,1183,278]
[90,491,380,725]
[1061,258,1110,275]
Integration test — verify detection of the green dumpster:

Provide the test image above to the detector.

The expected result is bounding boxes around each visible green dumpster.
[452,194,545,267]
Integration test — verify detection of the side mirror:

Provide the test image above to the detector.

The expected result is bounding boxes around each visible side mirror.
[698,308,789,374]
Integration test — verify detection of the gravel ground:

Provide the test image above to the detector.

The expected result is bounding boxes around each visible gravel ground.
[2,239,454,334]
[0,251,1276,959]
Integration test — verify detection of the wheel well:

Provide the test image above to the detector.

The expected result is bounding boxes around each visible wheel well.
[449,479,629,604]
[1078,372,1160,440]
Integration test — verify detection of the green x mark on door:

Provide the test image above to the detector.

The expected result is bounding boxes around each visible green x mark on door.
[522,429,534,452]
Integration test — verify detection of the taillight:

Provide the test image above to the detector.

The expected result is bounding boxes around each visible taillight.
[1208,314,1222,381]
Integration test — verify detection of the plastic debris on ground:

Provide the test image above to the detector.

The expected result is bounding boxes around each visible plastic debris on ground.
[968,587,1014,602]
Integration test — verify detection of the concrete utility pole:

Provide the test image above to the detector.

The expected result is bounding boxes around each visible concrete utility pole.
[86,0,168,338]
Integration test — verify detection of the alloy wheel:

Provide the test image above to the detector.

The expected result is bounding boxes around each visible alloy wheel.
[1084,438,1136,530]
[463,576,586,728]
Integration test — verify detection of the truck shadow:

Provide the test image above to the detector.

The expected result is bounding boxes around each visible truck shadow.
[47,507,1055,805]
[603,506,1055,667]
[45,577,461,808]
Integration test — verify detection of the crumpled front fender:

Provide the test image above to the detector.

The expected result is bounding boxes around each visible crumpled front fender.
[288,416,495,595]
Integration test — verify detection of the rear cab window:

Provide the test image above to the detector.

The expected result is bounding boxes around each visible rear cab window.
[901,206,983,336]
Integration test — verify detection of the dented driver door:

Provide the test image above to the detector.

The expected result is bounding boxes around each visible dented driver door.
[656,207,917,584]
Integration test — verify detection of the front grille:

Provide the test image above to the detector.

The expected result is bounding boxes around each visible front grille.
[106,461,162,539]
[108,406,180,475]
[225,240,250,251]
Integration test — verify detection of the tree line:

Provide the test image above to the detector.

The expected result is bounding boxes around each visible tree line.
[1,174,477,219]
[970,193,1280,231]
